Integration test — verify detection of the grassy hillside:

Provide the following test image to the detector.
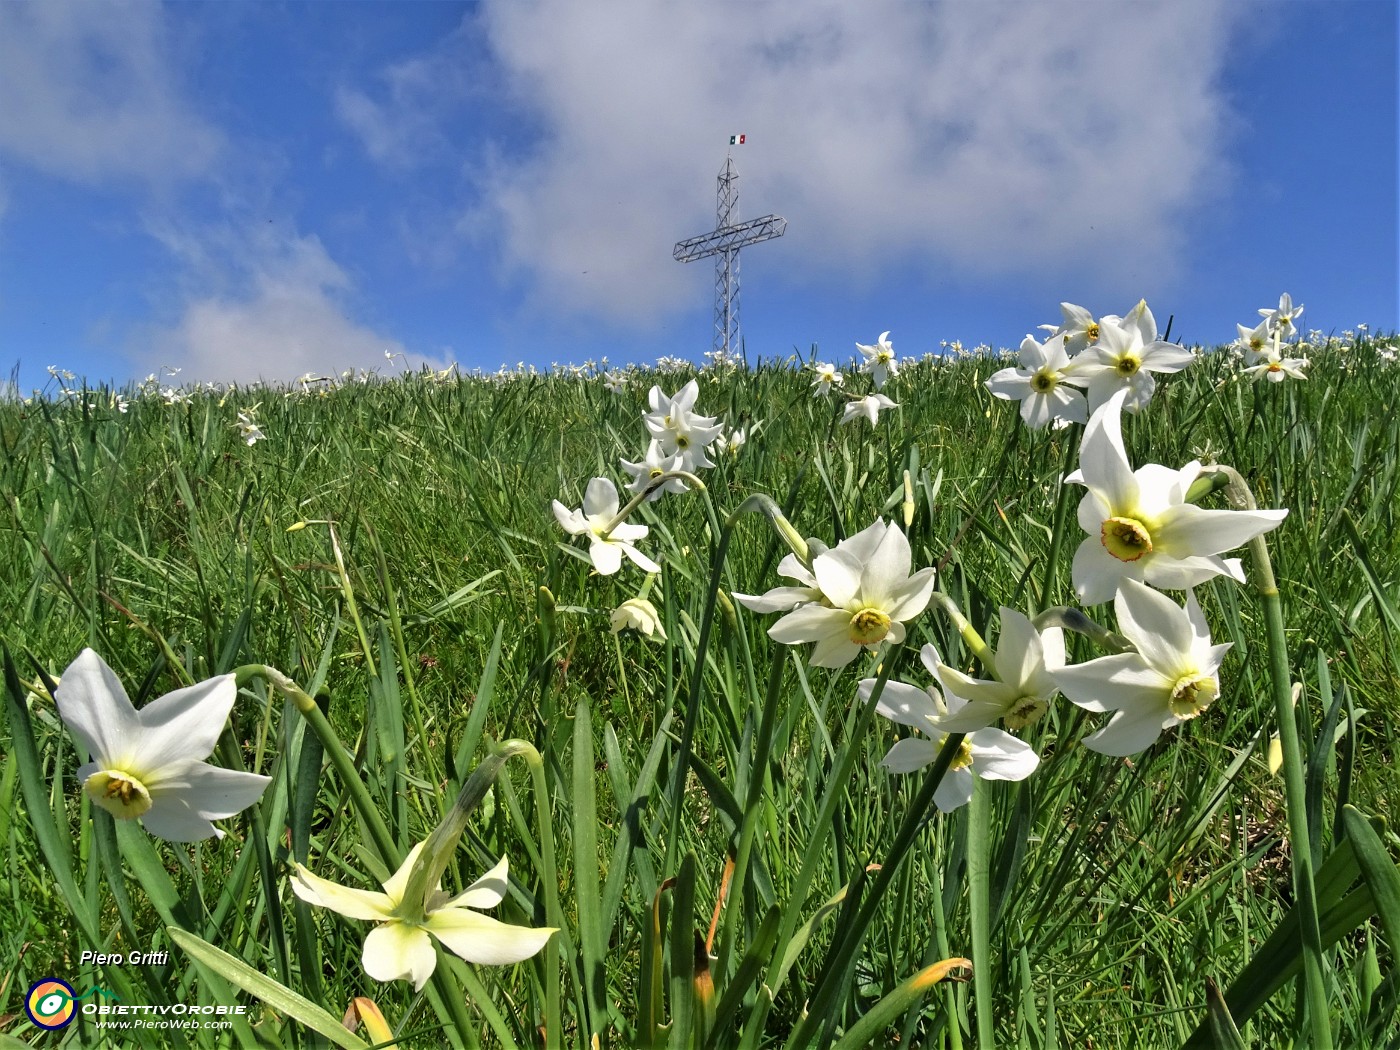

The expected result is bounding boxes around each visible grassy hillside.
[3,332,1399,1048]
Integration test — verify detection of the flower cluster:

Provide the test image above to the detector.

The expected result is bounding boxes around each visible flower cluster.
[986,299,1194,429]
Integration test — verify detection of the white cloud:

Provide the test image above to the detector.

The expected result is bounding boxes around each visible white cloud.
[142,228,443,385]
[454,1,1237,322]
[0,1,221,184]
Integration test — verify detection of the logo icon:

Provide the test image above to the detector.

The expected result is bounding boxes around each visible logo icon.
[25,979,77,1030]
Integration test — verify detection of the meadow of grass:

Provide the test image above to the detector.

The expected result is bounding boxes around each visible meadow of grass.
[2,330,1399,1049]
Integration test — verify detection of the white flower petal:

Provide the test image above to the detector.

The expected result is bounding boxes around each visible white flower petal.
[54,649,142,766]
[881,736,939,773]
[620,543,662,574]
[1076,389,1139,515]
[768,604,850,646]
[864,679,940,729]
[1113,579,1197,675]
[588,539,623,576]
[426,907,555,966]
[134,675,238,770]
[1153,504,1287,559]
[1054,654,1170,714]
[582,477,620,520]
[732,586,820,614]
[291,864,396,921]
[933,769,974,812]
[363,921,439,991]
[443,856,510,910]
[139,796,224,842]
[968,730,1040,781]
[1082,705,1176,757]
[149,763,271,822]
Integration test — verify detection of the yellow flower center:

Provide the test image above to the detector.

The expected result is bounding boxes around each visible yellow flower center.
[1030,369,1058,393]
[848,607,893,646]
[877,350,892,363]
[1005,696,1048,730]
[85,770,153,820]
[947,738,975,771]
[1101,516,1153,562]
[1085,323,1100,342]
[1267,361,1282,373]
[1169,674,1218,719]
[1114,354,1141,376]
[675,434,691,449]
[648,467,664,479]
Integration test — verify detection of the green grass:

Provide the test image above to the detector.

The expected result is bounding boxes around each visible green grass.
[2,335,1399,1048]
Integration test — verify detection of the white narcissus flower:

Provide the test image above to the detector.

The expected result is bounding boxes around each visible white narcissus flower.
[1054,579,1232,756]
[930,609,1066,732]
[291,843,555,992]
[610,597,666,641]
[53,649,271,842]
[620,440,689,502]
[1043,302,1103,357]
[985,334,1088,430]
[714,426,748,458]
[810,362,844,397]
[1242,333,1308,383]
[841,393,899,426]
[552,477,661,576]
[1233,319,1272,363]
[856,331,898,388]
[1067,390,1288,604]
[1067,301,1195,413]
[1260,293,1304,339]
[860,644,1039,812]
[643,380,722,471]
[765,519,935,668]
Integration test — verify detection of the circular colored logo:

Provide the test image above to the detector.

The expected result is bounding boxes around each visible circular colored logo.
[25,979,77,1030]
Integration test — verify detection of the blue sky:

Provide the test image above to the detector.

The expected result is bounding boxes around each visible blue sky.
[0,1,1395,392]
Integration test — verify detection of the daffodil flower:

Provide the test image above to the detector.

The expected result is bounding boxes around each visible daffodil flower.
[552,477,661,576]
[1259,293,1303,340]
[856,331,898,388]
[620,440,689,502]
[643,380,722,471]
[610,597,666,641]
[1053,579,1232,755]
[929,609,1066,732]
[810,362,845,397]
[291,843,555,992]
[1067,389,1287,604]
[1242,332,1308,383]
[1233,318,1273,363]
[1068,304,1195,413]
[860,644,1039,811]
[985,334,1088,430]
[1041,302,1103,357]
[53,649,271,842]
[765,519,935,668]
[840,393,899,426]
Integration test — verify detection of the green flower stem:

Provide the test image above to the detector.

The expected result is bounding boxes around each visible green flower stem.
[1031,606,1133,655]
[1217,465,1333,1049]
[236,664,399,868]
[664,493,810,877]
[967,778,994,1050]
[598,469,707,540]
[1038,430,1081,611]
[785,727,967,1050]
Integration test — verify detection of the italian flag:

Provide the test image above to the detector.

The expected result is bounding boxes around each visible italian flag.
[729,134,745,145]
